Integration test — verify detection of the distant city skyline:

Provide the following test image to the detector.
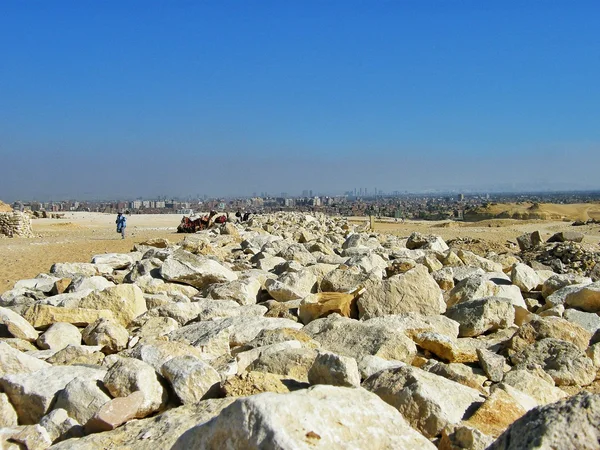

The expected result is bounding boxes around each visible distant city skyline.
[1,2,599,202]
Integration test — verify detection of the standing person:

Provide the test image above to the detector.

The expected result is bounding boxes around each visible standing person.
[116,212,127,239]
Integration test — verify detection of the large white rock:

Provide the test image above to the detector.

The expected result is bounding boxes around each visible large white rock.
[489,392,600,450]
[264,270,318,302]
[67,276,114,294]
[82,318,129,354]
[160,250,238,289]
[36,322,82,350]
[511,263,542,292]
[91,253,134,269]
[126,338,210,371]
[0,306,39,341]
[357,265,445,318]
[565,282,600,312]
[161,356,221,404]
[103,357,168,417]
[303,315,417,362]
[501,369,567,405]
[49,399,235,450]
[363,364,484,438]
[78,284,147,327]
[171,385,436,449]
[0,342,50,377]
[445,297,515,337]
[169,316,302,348]
[13,275,60,293]
[0,392,18,427]
[208,277,262,306]
[448,273,526,308]
[308,351,360,388]
[0,366,106,424]
[54,377,112,424]
[50,262,99,278]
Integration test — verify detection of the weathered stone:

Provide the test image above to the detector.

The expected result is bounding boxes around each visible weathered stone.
[50,399,234,450]
[0,306,38,341]
[54,377,111,424]
[125,338,209,372]
[358,265,445,318]
[103,357,168,417]
[511,263,542,292]
[564,309,600,334]
[36,322,81,350]
[78,284,147,327]
[320,267,372,293]
[39,408,83,443]
[407,232,449,252]
[91,253,134,269]
[84,391,145,433]
[220,371,301,397]
[169,316,302,349]
[0,392,18,427]
[357,355,404,380]
[208,278,261,306]
[24,304,114,329]
[448,273,526,309]
[0,341,50,376]
[445,297,514,337]
[363,364,484,438]
[477,348,505,382]
[0,424,52,450]
[304,315,417,362]
[502,368,567,405]
[50,262,100,278]
[0,365,106,424]
[516,231,543,251]
[308,351,360,388]
[45,345,105,366]
[565,281,600,312]
[511,338,595,386]
[542,273,592,298]
[439,425,494,450]
[489,392,600,450]
[457,249,503,273]
[264,270,318,302]
[365,313,460,339]
[161,356,221,404]
[66,276,114,293]
[82,318,128,354]
[298,291,358,324]
[160,249,237,288]
[247,347,319,381]
[464,389,528,438]
[413,332,479,363]
[129,316,179,338]
[171,385,436,449]
[508,316,592,353]
[546,283,593,307]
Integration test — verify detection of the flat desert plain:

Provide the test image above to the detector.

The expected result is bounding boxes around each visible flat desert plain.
[1,211,600,295]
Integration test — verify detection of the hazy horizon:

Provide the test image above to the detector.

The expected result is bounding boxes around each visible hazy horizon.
[2,2,599,202]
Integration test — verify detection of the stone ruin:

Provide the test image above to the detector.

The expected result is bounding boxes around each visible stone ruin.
[0,211,34,238]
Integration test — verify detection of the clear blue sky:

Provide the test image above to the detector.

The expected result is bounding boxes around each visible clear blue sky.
[1,1,599,201]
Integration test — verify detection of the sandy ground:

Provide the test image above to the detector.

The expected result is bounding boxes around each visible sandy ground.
[0,213,187,294]
[1,212,599,295]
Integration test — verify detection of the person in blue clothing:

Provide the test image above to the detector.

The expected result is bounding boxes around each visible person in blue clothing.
[116,212,127,239]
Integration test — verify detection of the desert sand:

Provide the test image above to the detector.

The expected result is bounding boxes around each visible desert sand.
[1,212,599,295]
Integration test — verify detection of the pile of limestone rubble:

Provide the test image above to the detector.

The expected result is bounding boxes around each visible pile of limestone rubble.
[1,212,600,449]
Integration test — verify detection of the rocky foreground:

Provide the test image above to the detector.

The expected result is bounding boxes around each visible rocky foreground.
[1,213,600,449]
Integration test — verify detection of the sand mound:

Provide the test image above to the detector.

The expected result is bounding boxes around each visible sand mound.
[0,201,12,212]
